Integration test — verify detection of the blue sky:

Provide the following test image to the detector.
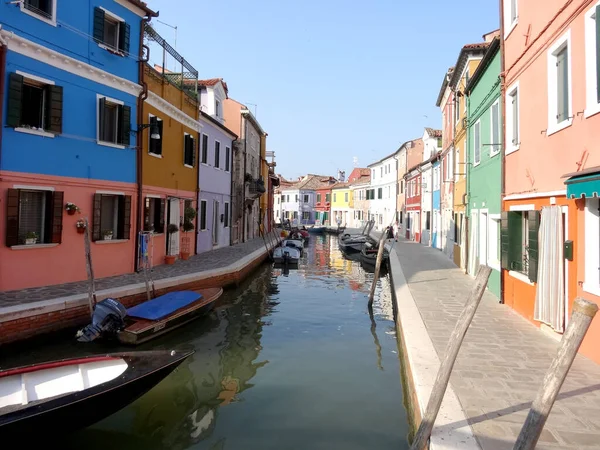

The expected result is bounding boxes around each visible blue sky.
[148,0,499,180]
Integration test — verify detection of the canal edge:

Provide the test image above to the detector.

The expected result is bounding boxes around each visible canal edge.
[387,244,482,450]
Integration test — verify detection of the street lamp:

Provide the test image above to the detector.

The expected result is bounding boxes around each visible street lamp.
[137,122,161,140]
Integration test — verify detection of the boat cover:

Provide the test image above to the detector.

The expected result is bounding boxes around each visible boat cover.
[127,291,203,320]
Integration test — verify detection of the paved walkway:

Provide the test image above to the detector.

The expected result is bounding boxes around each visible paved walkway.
[0,236,274,308]
[394,239,600,449]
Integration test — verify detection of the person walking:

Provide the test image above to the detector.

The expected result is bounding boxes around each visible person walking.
[392,221,399,242]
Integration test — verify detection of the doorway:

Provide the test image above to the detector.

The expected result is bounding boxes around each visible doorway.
[213,200,220,246]
[167,198,180,256]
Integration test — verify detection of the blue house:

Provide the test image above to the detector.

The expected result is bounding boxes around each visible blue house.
[0,0,157,292]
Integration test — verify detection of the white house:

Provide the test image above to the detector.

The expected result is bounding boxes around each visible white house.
[368,151,398,231]
[420,128,442,246]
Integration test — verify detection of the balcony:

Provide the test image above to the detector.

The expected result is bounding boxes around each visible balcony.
[245,174,266,201]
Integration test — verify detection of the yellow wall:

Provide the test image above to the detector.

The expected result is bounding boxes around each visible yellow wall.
[332,188,352,208]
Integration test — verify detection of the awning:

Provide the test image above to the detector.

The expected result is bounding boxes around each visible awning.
[563,167,600,199]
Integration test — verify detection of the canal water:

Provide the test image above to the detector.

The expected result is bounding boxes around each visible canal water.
[6,234,410,449]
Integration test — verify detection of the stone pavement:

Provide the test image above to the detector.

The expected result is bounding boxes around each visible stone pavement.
[394,239,600,449]
[0,236,271,308]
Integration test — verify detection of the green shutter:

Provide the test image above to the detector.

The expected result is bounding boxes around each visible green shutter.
[50,191,64,244]
[93,7,105,44]
[98,97,106,141]
[45,85,63,134]
[528,210,541,283]
[508,211,523,271]
[120,105,131,146]
[119,22,130,54]
[92,194,102,242]
[6,189,20,247]
[191,136,197,167]
[596,6,600,103]
[6,73,23,128]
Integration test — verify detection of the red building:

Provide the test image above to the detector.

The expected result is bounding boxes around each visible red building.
[405,170,422,242]
[315,183,334,225]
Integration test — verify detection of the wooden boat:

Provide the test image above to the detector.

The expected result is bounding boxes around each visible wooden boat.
[360,242,389,270]
[272,246,301,265]
[78,288,223,345]
[0,350,193,439]
[282,238,304,254]
[307,226,326,234]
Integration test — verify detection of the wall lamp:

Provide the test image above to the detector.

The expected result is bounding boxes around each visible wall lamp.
[136,122,161,140]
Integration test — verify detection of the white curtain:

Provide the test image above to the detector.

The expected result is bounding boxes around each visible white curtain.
[534,206,565,332]
[467,213,477,275]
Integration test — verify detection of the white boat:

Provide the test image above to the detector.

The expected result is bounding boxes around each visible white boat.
[282,239,304,255]
[272,246,301,265]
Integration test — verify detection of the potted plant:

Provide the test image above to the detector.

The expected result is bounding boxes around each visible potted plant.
[102,230,113,241]
[65,202,80,216]
[25,231,38,245]
[165,223,179,265]
[76,219,86,234]
[180,208,196,260]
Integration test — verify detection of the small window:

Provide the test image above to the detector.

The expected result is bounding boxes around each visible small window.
[21,0,55,22]
[378,188,382,199]
[214,141,220,168]
[6,73,63,134]
[293,211,298,219]
[344,192,349,202]
[184,133,195,167]
[201,134,208,164]
[505,0,518,28]
[333,193,337,202]
[92,193,131,241]
[326,193,331,203]
[224,202,230,227]
[5,188,63,246]
[506,83,520,152]
[303,194,309,203]
[98,96,131,146]
[400,211,403,224]
[295,194,299,202]
[585,4,600,113]
[148,116,163,156]
[380,167,383,177]
[302,211,310,220]
[93,7,130,55]
[317,193,322,203]
[215,100,221,118]
[501,210,540,282]
[225,146,231,172]
[548,32,572,133]
[426,211,431,231]
[474,120,481,165]
[200,200,207,230]
[144,197,165,233]
[490,101,500,156]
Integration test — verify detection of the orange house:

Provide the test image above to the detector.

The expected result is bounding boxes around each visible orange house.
[501,0,600,363]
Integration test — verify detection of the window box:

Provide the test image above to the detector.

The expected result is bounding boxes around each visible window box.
[93,7,130,56]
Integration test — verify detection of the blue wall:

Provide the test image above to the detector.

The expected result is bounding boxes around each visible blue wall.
[2,51,137,183]
[0,0,141,83]
[432,161,441,210]
[432,161,441,248]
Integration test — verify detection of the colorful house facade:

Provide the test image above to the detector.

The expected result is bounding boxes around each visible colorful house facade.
[0,0,156,291]
[315,184,333,225]
[197,79,236,253]
[396,142,409,237]
[403,138,424,241]
[501,0,600,363]
[420,128,442,246]
[465,36,502,299]
[368,151,398,231]
[432,159,441,249]
[330,183,352,227]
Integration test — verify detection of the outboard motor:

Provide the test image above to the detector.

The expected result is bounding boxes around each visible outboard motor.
[76,298,127,342]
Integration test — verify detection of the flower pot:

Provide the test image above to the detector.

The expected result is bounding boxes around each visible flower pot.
[180,251,190,260]
[103,234,113,241]
[165,255,176,265]
[25,238,37,245]
[77,227,86,234]
[67,209,76,216]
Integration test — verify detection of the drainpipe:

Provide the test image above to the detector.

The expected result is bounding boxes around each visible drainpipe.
[499,0,506,304]
[242,117,248,243]
[134,17,151,272]
[0,27,8,165]
[230,139,236,246]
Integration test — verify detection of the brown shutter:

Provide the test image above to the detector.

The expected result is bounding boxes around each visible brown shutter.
[6,189,20,247]
[121,195,132,239]
[159,198,166,233]
[7,73,24,128]
[92,193,102,241]
[45,85,63,134]
[50,191,64,244]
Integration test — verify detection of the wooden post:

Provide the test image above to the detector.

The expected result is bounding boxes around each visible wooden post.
[368,229,388,307]
[83,218,97,319]
[411,265,492,450]
[513,297,598,450]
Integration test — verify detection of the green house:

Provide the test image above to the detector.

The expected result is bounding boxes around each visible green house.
[465,37,502,299]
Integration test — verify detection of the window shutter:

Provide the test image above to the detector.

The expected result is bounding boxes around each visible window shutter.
[119,22,130,54]
[118,195,132,239]
[120,105,131,146]
[7,73,23,128]
[528,210,541,283]
[92,193,102,241]
[93,7,105,44]
[512,92,518,144]
[191,136,197,167]
[596,6,600,103]
[6,189,20,247]
[508,211,523,271]
[98,97,106,141]
[50,191,64,244]
[556,49,567,122]
[45,85,63,134]
[159,198,166,233]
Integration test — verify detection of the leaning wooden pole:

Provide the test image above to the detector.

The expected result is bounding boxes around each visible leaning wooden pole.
[513,297,598,450]
[368,229,389,307]
[83,218,97,319]
[410,265,492,450]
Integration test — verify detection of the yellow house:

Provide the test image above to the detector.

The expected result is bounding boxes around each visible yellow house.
[330,183,352,227]
[448,42,488,269]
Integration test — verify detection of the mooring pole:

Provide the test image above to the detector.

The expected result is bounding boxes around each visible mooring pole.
[513,298,598,450]
[83,218,97,319]
[410,265,492,450]
[368,229,389,307]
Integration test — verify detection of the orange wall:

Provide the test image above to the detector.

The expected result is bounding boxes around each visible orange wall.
[223,98,243,137]
[145,65,198,119]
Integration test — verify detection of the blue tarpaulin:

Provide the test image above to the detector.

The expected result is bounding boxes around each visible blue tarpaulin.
[127,291,203,321]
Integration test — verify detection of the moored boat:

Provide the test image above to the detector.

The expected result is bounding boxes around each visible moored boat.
[282,238,304,255]
[0,350,193,439]
[272,246,301,265]
[360,242,389,270]
[307,226,326,234]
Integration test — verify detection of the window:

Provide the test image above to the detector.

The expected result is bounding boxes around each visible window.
[344,192,349,202]
[92,193,131,241]
[378,188,383,199]
[503,0,518,36]
[372,169,375,180]
[501,210,540,282]
[399,211,403,224]
[454,213,459,243]
[333,193,337,202]
[293,211,298,219]
[400,181,404,194]
[317,193,322,203]
[302,212,310,220]
[214,141,220,168]
[446,150,454,181]
[200,200,207,230]
[184,133,195,167]
[585,4,600,116]
[295,194,299,202]
[225,146,231,172]
[326,193,331,203]
[93,7,130,55]
[506,82,520,153]
[201,134,208,164]
[97,95,131,147]
[380,167,383,177]
[473,120,481,165]
[6,72,63,135]
[148,115,163,156]
[547,31,572,135]
[426,211,431,231]
[303,194,309,203]
[455,148,460,180]
[490,100,501,156]
[455,94,461,124]
[144,197,165,233]
[215,100,221,118]
[21,0,56,24]
[224,202,230,227]
[584,198,600,295]
[5,188,63,246]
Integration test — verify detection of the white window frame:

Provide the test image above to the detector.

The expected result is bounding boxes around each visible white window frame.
[506,81,520,155]
[96,94,125,149]
[488,213,502,272]
[20,0,57,27]
[584,198,600,297]
[147,113,162,158]
[490,99,501,157]
[473,120,481,166]
[504,0,518,38]
[13,71,57,139]
[97,7,125,55]
[547,30,573,136]
[585,1,600,118]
